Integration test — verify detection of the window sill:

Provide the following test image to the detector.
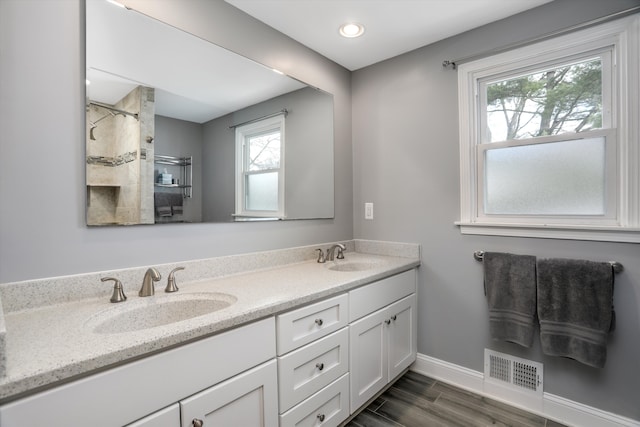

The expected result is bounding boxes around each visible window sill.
[455,222,640,243]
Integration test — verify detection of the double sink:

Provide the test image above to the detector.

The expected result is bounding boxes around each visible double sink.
[84,259,380,335]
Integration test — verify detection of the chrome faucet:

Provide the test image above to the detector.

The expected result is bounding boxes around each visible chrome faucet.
[139,267,161,297]
[326,243,346,261]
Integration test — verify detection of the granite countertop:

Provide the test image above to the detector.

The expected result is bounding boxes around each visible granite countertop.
[0,243,420,403]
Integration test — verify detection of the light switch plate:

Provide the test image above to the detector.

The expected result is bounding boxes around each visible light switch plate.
[365,203,373,220]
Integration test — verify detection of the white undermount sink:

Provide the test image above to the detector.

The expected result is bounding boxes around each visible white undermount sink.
[327,261,381,272]
[85,292,237,334]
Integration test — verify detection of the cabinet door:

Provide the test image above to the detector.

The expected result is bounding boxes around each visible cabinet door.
[387,294,417,380]
[180,360,278,427]
[348,308,388,413]
[126,404,180,427]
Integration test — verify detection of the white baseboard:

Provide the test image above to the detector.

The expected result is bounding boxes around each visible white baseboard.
[411,353,640,427]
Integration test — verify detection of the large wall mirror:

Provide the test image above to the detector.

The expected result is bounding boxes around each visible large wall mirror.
[85,0,334,225]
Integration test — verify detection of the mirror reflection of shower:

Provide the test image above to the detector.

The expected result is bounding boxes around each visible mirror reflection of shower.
[85,86,155,226]
[87,102,139,141]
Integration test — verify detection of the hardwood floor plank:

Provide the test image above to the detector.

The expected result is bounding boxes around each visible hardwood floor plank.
[431,381,548,427]
[545,420,570,427]
[344,371,568,427]
[346,408,404,427]
[391,370,438,397]
[372,386,481,427]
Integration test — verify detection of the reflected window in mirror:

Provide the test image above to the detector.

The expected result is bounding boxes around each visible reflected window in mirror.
[235,114,285,219]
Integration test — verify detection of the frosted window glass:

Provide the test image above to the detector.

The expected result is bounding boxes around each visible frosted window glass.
[246,172,278,211]
[248,131,280,171]
[484,137,605,215]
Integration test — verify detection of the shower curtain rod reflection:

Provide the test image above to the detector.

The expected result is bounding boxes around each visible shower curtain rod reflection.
[89,101,139,120]
[229,109,288,129]
[473,250,624,274]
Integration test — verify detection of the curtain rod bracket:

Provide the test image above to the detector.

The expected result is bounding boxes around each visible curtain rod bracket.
[442,60,456,70]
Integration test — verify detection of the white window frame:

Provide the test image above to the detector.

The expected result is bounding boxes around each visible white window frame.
[235,115,285,219]
[457,16,640,243]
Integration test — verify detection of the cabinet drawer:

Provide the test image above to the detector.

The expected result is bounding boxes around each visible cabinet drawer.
[349,269,416,322]
[277,293,348,355]
[279,374,350,427]
[278,328,349,412]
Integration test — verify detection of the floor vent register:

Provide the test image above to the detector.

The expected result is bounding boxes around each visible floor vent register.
[484,349,543,397]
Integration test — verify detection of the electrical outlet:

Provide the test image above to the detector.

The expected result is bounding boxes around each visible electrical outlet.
[365,202,374,220]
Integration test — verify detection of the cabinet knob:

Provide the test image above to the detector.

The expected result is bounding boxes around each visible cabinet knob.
[316,362,324,371]
[192,419,204,427]
[384,319,391,325]
[315,318,323,326]
[317,413,326,422]
[391,315,397,321]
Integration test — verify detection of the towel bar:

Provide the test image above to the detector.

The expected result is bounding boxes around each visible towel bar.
[473,251,624,274]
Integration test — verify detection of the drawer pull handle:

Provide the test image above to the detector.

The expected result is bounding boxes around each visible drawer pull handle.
[192,419,204,427]
[317,413,325,422]
[316,362,324,371]
[315,318,323,326]
[384,319,391,325]
[391,315,397,321]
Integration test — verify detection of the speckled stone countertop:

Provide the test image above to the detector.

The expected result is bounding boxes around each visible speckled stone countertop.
[0,240,420,403]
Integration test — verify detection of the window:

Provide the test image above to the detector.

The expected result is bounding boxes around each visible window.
[457,16,639,242]
[235,115,285,218]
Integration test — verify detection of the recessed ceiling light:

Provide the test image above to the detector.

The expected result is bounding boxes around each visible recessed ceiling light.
[339,22,364,38]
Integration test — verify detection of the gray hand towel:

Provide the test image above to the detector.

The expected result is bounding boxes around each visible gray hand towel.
[536,258,614,368]
[167,193,184,215]
[484,252,537,348]
[154,193,172,217]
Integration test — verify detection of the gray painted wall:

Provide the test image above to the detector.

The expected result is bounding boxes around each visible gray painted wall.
[202,86,334,222]
[352,0,640,419]
[155,115,203,223]
[0,0,352,282]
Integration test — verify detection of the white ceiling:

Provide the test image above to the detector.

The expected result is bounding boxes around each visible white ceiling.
[225,0,554,71]
[87,0,305,123]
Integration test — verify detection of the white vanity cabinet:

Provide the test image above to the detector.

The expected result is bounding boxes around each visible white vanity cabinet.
[0,263,420,427]
[276,294,351,427]
[0,318,277,427]
[348,270,417,412]
[126,404,181,427]
[180,359,278,427]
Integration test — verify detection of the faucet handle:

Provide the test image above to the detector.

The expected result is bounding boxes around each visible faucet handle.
[316,248,326,263]
[101,277,127,303]
[336,245,346,259]
[165,266,185,293]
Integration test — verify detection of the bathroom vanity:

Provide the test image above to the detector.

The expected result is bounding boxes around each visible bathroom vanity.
[0,240,419,426]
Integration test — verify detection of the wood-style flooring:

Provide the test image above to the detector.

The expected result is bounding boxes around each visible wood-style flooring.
[345,371,568,427]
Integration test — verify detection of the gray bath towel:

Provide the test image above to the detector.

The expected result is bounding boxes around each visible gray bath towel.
[154,193,183,217]
[154,193,172,217]
[537,258,614,368]
[484,252,537,348]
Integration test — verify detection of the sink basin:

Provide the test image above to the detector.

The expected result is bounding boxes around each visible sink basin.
[327,261,380,272]
[86,293,237,334]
